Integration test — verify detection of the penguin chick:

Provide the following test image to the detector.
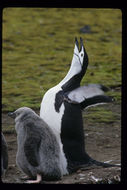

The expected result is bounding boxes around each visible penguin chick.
[1,132,8,177]
[8,107,62,183]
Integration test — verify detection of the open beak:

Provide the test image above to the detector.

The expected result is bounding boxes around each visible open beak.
[75,37,85,52]
[75,37,79,51]
[80,37,84,52]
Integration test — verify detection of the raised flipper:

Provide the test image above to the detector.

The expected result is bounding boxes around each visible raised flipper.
[54,84,113,112]
[80,95,114,109]
[65,84,114,109]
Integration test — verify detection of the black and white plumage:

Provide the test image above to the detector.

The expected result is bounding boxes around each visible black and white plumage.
[8,107,62,183]
[1,133,8,177]
[40,37,117,174]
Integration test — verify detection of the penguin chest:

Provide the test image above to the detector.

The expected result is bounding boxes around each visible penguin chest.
[40,86,68,175]
[40,86,65,136]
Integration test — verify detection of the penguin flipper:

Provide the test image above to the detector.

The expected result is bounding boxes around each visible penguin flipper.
[65,84,114,108]
[24,123,41,167]
[80,95,114,109]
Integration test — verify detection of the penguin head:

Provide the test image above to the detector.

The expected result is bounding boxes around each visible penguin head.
[59,37,88,90]
[8,111,16,119]
[8,107,35,120]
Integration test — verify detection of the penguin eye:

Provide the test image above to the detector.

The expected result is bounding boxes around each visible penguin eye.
[81,53,83,57]
[16,112,20,116]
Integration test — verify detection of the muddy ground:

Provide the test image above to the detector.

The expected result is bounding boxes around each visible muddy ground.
[2,103,121,184]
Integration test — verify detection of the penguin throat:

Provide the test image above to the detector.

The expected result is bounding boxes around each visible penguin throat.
[61,73,82,92]
[74,53,82,67]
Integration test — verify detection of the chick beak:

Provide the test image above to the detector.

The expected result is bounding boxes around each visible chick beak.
[8,112,16,119]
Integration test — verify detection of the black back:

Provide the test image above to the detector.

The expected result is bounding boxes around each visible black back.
[61,102,90,172]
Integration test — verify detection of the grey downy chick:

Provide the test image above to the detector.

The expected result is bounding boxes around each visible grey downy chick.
[8,107,62,183]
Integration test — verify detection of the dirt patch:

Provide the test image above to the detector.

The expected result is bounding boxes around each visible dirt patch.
[2,103,121,184]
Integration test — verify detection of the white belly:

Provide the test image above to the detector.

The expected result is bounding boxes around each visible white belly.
[40,85,68,175]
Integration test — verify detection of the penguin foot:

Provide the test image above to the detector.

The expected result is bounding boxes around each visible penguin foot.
[20,175,32,180]
[26,174,42,184]
[78,159,121,171]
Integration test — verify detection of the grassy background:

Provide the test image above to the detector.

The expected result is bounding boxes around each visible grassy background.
[2,8,121,115]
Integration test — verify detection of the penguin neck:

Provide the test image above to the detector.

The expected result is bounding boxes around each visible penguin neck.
[59,64,78,86]
[59,56,82,92]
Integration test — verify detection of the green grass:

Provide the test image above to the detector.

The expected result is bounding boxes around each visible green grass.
[2,8,121,112]
[83,106,120,124]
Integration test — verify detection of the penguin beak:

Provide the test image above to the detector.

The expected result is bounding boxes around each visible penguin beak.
[80,37,84,52]
[8,112,16,119]
[75,37,79,51]
[75,37,84,53]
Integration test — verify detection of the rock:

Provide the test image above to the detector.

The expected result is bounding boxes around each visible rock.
[80,25,92,34]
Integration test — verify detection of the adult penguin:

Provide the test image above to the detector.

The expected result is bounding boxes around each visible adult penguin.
[40,37,118,174]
